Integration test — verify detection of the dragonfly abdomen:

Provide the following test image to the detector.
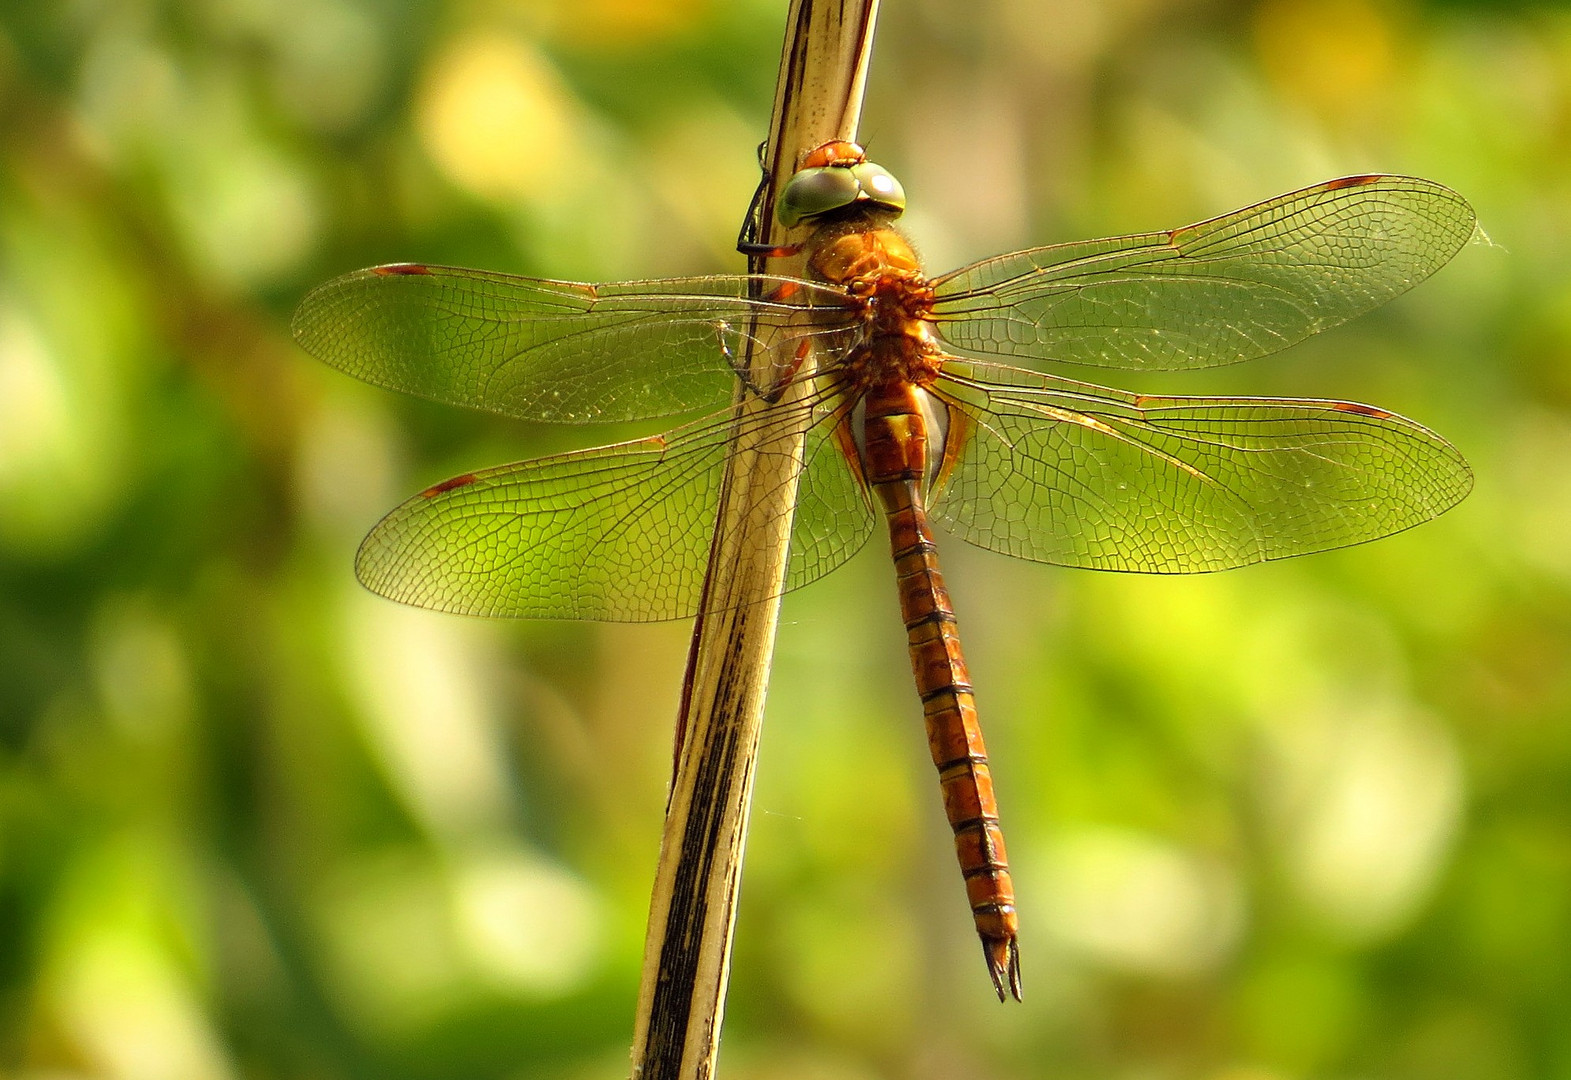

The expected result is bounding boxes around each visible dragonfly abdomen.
[860,381,1023,1001]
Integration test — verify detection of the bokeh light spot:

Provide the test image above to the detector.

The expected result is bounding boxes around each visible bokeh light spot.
[1038,826,1245,977]
[417,32,580,205]
[1268,700,1463,942]
[343,592,514,839]
[449,847,605,995]
[1254,0,1397,119]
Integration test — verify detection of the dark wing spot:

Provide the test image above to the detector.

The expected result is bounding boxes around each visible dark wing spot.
[1332,401,1393,418]
[421,473,478,497]
[372,263,433,276]
[1325,174,1383,190]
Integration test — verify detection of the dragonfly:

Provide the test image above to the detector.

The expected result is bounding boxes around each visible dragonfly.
[292,142,1475,1001]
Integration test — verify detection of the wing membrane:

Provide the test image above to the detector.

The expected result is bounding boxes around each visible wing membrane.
[930,176,1475,371]
[928,361,1471,572]
[354,386,874,621]
[293,264,853,423]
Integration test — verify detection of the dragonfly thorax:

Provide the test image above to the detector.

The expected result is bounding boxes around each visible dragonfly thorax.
[805,208,923,284]
[801,207,941,384]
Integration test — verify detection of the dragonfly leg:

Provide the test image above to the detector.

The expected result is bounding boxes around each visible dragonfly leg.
[719,325,815,404]
[762,337,815,402]
[734,151,803,259]
[737,240,804,259]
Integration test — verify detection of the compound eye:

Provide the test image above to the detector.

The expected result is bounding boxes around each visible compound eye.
[776,166,862,228]
[849,162,906,215]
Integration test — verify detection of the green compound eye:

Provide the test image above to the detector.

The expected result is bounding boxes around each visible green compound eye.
[849,162,906,215]
[776,160,908,228]
[777,166,862,228]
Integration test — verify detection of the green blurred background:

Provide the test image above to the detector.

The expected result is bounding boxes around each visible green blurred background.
[1,0,1567,1077]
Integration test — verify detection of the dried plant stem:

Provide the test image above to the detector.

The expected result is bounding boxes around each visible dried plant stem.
[629,3,880,1078]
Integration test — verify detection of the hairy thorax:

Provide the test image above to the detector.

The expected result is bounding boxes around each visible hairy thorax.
[803,209,944,390]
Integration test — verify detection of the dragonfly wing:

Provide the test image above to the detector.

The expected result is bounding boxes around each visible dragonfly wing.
[293,264,853,423]
[930,176,1475,371]
[927,361,1471,572]
[785,407,878,594]
[354,387,872,620]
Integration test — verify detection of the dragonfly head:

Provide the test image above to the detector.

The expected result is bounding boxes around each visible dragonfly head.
[777,141,907,229]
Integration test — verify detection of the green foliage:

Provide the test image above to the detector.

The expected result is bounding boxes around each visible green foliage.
[1,1,1568,1077]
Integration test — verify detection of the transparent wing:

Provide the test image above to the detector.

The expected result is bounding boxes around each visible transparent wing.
[927,361,1471,572]
[930,176,1475,371]
[354,386,875,621]
[292,264,854,423]
[783,409,878,595]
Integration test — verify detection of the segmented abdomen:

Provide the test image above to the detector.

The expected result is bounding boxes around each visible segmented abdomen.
[856,379,1023,1001]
